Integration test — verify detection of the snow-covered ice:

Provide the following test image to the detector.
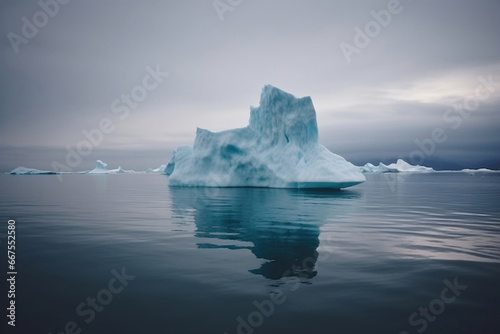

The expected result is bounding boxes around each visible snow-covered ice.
[166,85,366,189]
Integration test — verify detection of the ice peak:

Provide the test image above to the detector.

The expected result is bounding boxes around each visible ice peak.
[259,85,296,105]
[250,85,318,146]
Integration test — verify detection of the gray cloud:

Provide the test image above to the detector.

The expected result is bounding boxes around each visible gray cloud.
[1,0,499,171]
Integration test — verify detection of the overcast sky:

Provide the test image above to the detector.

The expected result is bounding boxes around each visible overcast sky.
[1,0,499,172]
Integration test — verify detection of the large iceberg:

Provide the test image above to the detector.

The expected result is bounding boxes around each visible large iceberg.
[166,85,365,189]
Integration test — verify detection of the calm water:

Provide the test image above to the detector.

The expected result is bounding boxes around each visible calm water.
[1,173,500,334]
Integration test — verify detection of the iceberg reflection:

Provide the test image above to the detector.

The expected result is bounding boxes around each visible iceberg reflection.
[169,187,362,280]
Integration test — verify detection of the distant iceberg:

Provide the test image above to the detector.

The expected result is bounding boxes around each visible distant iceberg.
[109,166,137,174]
[109,166,127,174]
[459,168,500,174]
[166,85,365,189]
[88,160,109,174]
[360,159,434,173]
[9,167,59,175]
[359,160,500,174]
[87,161,140,174]
[145,165,166,174]
[7,160,499,177]
[359,163,399,173]
[8,160,168,175]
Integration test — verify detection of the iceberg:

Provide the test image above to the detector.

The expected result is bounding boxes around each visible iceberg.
[109,166,127,174]
[166,85,365,189]
[6,159,499,177]
[359,162,399,173]
[109,166,137,174]
[88,161,137,174]
[360,159,434,173]
[88,160,109,174]
[7,160,168,175]
[460,168,500,174]
[9,167,58,175]
[387,159,434,173]
[145,165,167,174]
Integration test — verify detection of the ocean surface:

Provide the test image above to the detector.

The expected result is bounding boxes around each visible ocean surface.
[1,172,499,334]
